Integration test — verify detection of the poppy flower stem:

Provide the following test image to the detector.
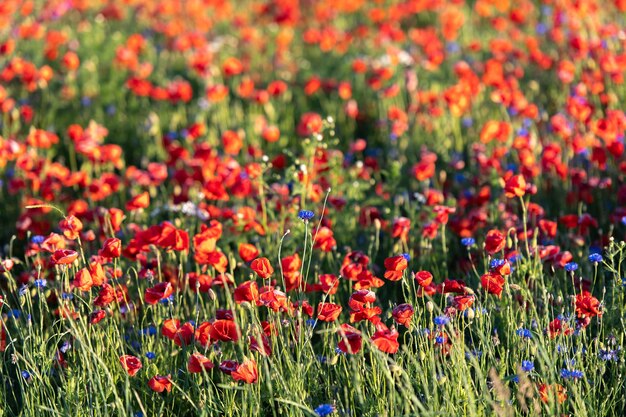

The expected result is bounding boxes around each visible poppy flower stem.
[519,196,530,258]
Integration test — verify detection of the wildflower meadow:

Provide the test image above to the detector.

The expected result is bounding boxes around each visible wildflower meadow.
[1,0,626,416]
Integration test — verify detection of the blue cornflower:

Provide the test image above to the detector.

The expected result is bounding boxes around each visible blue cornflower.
[62,292,74,300]
[314,404,335,417]
[565,262,578,272]
[461,237,475,247]
[465,350,482,359]
[521,360,534,372]
[570,369,584,379]
[536,23,548,35]
[140,326,157,337]
[588,253,603,263]
[60,341,72,353]
[21,371,31,380]
[435,336,445,344]
[516,328,532,339]
[490,259,506,270]
[19,285,28,297]
[159,295,174,305]
[434,316,450,326]
[306,319,317,328]
[31,235,45,244]
[401,253,410,262]
[461,117,473,128]
[561,369,584,380]
[446,42,460,54]
[34,279,47,289]
[146,352,156,360]
[298,210,315,221]
[599,349,619,362]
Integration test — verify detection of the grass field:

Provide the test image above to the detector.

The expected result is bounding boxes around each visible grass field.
[1,0,626,416]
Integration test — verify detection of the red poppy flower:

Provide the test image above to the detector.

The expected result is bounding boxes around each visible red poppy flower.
[383,255,408,281]
[259,288,289,312]
[231,359,258,384]
[371,323,399,354]
[145,282,173,305]
[89,310,107,324]
[125,192,150,211]
[188,353,214,373]
[169,322,194,347]
[195,322,213,347]
[392,304,414,327]
[251,257,274,279]
[480,272,505,297]
[51,249,79,265]
[453,295,475,311]
[391,217,411,241]
[238,243,260,263]
[161,319,181,340]
[313,227,336,251]
[59,215,83,240]
[504,174,527,198]
[219,360,239,375]
[209,319,240,342]
[317,302,342,322]
[155,222,189,251]
[337,323,362,354]
[350,307,382,324]
[547,318,574,339]
[348,290,376,311]
[484,229,506,254]
[262,125,280,143]
[318,274,340,295]
[73,268,93,292]
[99,238,122,258]
[414,270,433,287]
[148,375,172,393]
[538,383,567,404]
[234,280,260,304]
[575,291,602,318]
[119,355,142,377]
[249,334,272,357]
[188,273,213,293]
[88,261,106,286]
[93,283,116,307]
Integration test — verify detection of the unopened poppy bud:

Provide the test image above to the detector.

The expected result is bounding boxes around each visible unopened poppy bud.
[208,289,217,301]
[374,219,381,230]
[426,301,434,312]
[389,364,402,374]
[465,308,475,320]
